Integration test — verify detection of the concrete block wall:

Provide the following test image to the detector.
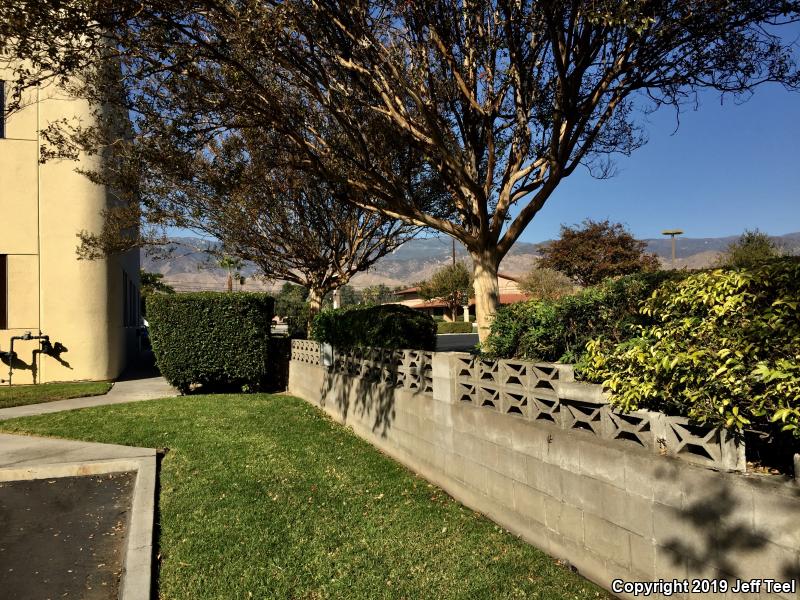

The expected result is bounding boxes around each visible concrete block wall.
[289,353,800,599]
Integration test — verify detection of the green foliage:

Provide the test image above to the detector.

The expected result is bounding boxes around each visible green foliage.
[359,284,398,306]
[331,284,397,309]
[484,271,679,364]
[312,304,436,350]
[335,285,361,308]
[274,283,310,338]
[418,262,472,319]
[140,270,175,316]
[584,259,800,437]
[519,267,576,301]
[539,219,660,286]
[147,292,274,393]
[717,228,782,268]
[437,321,474,334]
[140,270,175,295]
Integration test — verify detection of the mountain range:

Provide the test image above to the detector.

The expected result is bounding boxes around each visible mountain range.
[142,232,800,292]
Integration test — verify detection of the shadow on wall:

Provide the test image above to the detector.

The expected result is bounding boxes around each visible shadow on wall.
[320,361,398,438]
[1,343,71,384]
[654,462,800,584]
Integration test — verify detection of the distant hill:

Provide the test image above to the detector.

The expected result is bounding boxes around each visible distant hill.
[143,231,800,291]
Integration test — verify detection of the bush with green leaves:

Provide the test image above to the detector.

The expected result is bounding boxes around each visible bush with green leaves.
[484,271,680,364]
[583,259,800,438]
[437,321,474,334]
[147,292,274,393]
[716,228,783,268]
[312,304,436,350]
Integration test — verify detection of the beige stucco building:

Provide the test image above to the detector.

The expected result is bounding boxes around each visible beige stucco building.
[0,73,139,385]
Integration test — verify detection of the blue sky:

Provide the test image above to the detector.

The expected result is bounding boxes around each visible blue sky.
[518,82,800,243]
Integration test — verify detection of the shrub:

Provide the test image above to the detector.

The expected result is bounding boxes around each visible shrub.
[717,228,783,268]
[539,219,660,286]
[147,292,274,393]
[312,304,436,350]
[583,259,800,438]
[438,321,474,334]
[518,267,576,301]
[484,271,681,364]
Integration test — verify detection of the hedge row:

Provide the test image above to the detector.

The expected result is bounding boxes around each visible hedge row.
[584,259,800,439]
[437,321,475,334]
[484,271,682,364]
[312,304,437,350]
[147,292,274,393]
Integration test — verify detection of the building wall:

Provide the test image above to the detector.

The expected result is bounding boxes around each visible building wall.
[0,73,139,384]
[289,352,800,600]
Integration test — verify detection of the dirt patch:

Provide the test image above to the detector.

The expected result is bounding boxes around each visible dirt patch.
[0,472,135,599]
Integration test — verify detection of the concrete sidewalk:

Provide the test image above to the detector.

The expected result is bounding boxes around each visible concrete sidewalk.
[0,433,157,600]
[0,372,178,421]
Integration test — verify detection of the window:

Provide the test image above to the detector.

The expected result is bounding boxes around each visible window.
[0,255,7,329]
[123,271,140,327]
[128,280,135,326]
[0,80,5,139]
[123,270,129,326]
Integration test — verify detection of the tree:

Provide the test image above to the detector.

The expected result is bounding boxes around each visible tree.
[539,220,659,286]
[274,283,310,338]
[418,262,473,321]
[717,228,783,268]
[519,267,575,301]
[218,256,245,292]
[2,1,798,341]
[359,285,397,306]
[336,285,361,309]
[77,122,420,318]
[139,269,175,316]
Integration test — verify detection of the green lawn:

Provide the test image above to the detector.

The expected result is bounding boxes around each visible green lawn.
[0,381,113,409]
[0,395,610,600]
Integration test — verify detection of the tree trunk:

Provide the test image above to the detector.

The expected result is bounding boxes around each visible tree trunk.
[470,249,500,343]
[226,272,233,292]
[307,288,323,335]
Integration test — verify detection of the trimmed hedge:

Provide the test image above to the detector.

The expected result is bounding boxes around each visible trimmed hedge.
[438,321,474,334]
[147,292,274,393]
[584,258,800,439]
[484,271,683,364]
[312,304,436,350]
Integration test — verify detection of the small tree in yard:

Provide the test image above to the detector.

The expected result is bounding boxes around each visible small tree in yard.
[718,229,783,268]
[418,262,473,322]
[539,220,660,286]
[359,285,397,307]
[519,267,576,301]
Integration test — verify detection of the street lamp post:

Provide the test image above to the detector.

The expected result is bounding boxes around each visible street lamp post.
[661,229,684,269]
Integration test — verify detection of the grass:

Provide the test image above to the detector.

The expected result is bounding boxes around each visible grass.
[0,381,113,409]
[0,394,611,600]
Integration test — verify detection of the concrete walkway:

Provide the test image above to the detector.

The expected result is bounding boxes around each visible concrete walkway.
[0,372,178,421]
[0,433,157,600]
